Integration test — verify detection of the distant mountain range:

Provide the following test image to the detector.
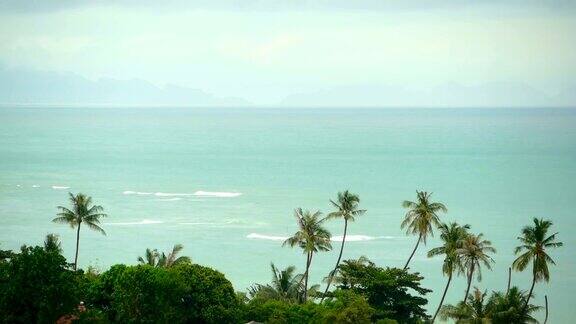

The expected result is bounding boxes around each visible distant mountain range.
[0,67,249,107]
[1,66,574,108]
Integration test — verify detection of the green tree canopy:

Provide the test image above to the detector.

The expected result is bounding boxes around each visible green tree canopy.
[0,246,80,323]
[335,258,431,323]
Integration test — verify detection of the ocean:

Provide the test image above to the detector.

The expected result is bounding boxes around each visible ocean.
[0,107,574,322]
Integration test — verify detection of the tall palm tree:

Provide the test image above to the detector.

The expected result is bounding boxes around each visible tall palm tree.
[512,218,563,312]
[283,208,332,301]
[249,263,304,302]
[137,244,191,268]
[440,287,491,324]
[52,193,107,270]
[321,190,366,301]
[458,233,496,303]
[428,222,470,323]
[401,191,447,269]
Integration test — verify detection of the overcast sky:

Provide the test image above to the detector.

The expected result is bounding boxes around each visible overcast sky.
[0,1,575,106]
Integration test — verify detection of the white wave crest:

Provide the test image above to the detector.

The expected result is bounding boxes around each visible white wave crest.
[154,192,193,197]
[52,185,70,190]
[123,191,153,195]
[193,191,242,197]
[247,233,288,241]
[331,235,375,242]
[108,219,164,226]
[32,185,40,188]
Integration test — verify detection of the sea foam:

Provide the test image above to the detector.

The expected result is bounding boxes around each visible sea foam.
[52,185,70,190]
[246,233,288,241]
[194,191,242,197]
[123,191,153,195]
[108,219,164,226]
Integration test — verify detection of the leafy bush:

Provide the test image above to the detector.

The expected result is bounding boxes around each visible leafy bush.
[0,246,79,323]
[335,259,431,323]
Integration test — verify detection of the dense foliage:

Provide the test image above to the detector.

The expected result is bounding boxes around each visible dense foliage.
[0,245,79,323]
[0,191,564,323]
[334,259,431,323]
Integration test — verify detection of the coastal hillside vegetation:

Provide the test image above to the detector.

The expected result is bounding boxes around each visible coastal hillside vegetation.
[0,191,562,323]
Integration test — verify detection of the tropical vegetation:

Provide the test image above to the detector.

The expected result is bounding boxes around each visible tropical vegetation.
[0,191,564,323]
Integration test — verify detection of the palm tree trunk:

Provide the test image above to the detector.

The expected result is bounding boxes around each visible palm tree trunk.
[73,222,81,270]
[544,295,549,324]
[296,251,311,302]
[463,264,475,303]
[507,267,511,295]
[523,275,537,314]
[321,219,348,302]
[303,252,313,301]
[432,272,452,323]
[404,233,422,270]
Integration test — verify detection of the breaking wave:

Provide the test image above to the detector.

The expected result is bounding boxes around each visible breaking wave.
[108,219,164,226]
[123,191,153,195]
[246,233,288,241]
[52,185,70,190]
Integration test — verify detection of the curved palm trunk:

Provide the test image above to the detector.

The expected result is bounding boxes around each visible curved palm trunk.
[463,264,475,303]
[523,275,537,313]
[321,219,348,302]
[303,252,314,301]
[73,222,81,270]
[544,295,549,324]
[432,272,452,323]
[404,233,422,270]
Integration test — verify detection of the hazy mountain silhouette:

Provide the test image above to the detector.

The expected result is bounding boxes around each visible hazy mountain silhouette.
[0,67,249,107]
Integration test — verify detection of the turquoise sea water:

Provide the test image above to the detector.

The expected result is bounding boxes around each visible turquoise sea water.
[0,107,574,322]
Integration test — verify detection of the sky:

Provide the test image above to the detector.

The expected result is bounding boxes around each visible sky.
[0,0,575,107]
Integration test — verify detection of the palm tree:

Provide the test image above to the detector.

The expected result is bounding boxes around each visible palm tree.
[512,218,563,312]
[137,248,159,266]
[321,190,366,301]
[283,208,332,301]
[427,222,470,323]
[440,287,491,323]
[401,191,447,269]
[488,286,541,323]
[157,244,191,267]
[249,263,304,302]
[52,193,107,270]
[44,233,63,254]
[137,244,191,268]
[458,233,496,303]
